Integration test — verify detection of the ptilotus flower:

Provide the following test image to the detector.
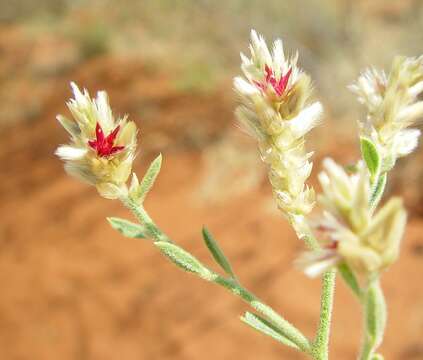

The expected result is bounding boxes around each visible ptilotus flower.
[234,30,322,220]
[55,82,137,199]
[349,56,423,170]
[297,158,407,281]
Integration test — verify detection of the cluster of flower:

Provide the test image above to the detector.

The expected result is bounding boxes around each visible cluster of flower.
[349,56,423,170]
[298,159,406,280]
[233,31,421,282]
[56,30,422,283]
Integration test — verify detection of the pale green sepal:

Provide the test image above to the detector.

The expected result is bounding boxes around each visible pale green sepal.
[155,242,215,280]
[360,137,381,181]
[107,217,147,239]
[202,227,236,279]
[241,312,299,350]
[130,154,162,203]
[372,354,384,360]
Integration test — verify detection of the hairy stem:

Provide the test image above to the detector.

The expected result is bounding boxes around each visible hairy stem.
[121,196,312,354]
[312,269,336,360]
[121,197,171,243]
[290,215,336,359]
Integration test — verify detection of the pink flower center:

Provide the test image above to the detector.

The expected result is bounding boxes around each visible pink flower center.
[255,65,292,97]
[88,122,125,158]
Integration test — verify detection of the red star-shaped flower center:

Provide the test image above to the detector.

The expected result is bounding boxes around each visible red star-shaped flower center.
[255,65,292,97]
[88,122,125,158]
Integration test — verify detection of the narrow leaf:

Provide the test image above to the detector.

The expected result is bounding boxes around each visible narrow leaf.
[370,173,387,210]
[241,312,299,350]
[202,227,235,278]
[360,137,381,180]
[365,282,386,347]
[338,262,361,297]
[132,154,162,203]
[155,241,211,278]
[107,217,146,239]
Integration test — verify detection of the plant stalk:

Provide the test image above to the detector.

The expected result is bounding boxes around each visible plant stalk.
[312,269,336,360]
[122,196,312,354]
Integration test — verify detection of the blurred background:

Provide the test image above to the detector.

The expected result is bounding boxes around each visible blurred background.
[0,0,422,359]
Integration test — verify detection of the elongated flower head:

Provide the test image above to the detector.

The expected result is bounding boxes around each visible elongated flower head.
[55,82,137,199]
[350,56,423,169]
[298,158,407,281]
[234,30,322,220]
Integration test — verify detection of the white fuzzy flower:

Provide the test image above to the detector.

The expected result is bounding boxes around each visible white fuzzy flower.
[56,82,138,199]
[234,30,323,218]
[350,56,423,167]
[298,158,407,280]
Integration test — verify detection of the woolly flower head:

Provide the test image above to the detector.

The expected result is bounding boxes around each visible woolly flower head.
[55,83,137,199]
[297,159,407,281]
[350,56,423,169]
[234,30,322,216]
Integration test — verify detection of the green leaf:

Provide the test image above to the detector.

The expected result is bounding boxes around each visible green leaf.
[107,217,146,239]
[338,262,361,298]
[241,312,299,350]
[370,173,387,210]
[365,281,387,348]
[155,241,212,279]
[366,282,386,346]
[131,154,162,203]
[360,137,381,180]
[202,227,236,278]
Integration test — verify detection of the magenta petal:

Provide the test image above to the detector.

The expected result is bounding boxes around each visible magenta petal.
[89,122,125,157]
[88,140,97,150]
[278,67,292,95]
[95,123,105,143]
[107,125,120,145]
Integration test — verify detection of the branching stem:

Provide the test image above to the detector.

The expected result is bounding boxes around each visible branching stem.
[122,196,313,354]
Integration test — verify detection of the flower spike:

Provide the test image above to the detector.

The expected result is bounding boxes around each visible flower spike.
[349,56,423,169]
[234,30,322,223]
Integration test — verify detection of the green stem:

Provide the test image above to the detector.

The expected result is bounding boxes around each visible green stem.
[290,216,336,359]
[312,269,336,360]
[121,196,312,354]
[121,197,171,243]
